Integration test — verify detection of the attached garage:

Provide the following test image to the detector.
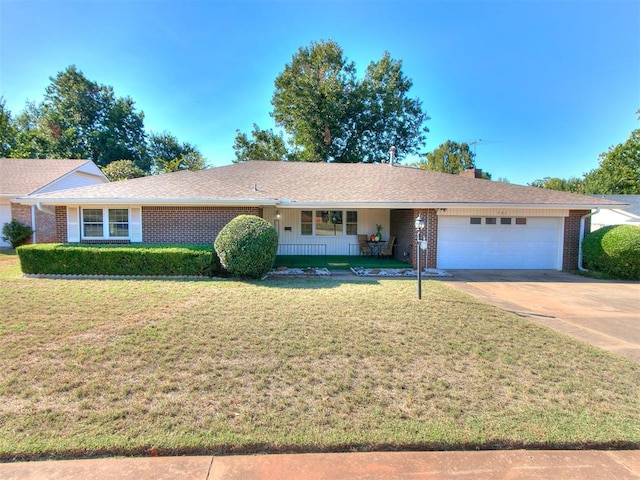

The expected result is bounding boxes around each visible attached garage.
[437,214,564,270]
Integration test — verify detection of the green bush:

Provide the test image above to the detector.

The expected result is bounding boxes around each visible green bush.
[582,225,640,280]
[1,219,33,248]
[16,244,221,277]
[214,215,278,279]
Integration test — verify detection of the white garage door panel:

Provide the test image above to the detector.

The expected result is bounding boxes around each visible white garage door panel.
[437,217,562,269]
[0,203,11,247]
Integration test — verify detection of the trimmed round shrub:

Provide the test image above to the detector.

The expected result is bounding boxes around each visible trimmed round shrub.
[582,225,640,280]
[214,215,278,279]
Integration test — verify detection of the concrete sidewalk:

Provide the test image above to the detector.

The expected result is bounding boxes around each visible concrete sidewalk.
[1,450,639,480]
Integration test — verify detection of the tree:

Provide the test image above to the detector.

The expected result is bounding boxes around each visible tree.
[271,39,357,162]
[529,176,585,193]
[148,132,206,173]
[256,39,429,163]
[583,123,640,194]
[417,140,476,174]
[101,159,147,181]
[530,111,639,194]
[0,98,17,157]
[10,66,151,171]
[353,53,429,163]
[233,124,290,162]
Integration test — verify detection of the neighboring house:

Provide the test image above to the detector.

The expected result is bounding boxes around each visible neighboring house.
[16,161,624,270]
[589,195,640,231]
[0,159,108,247]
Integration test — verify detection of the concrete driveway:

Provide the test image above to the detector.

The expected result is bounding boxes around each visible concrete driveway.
[440,270,640,362]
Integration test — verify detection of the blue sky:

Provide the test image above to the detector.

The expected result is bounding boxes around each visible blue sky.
[1,0,638,185]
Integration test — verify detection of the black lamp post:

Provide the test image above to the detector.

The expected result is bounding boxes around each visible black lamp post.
[415,214,425,299]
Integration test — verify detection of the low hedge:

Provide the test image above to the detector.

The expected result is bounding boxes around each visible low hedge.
[582,225,640,280]
[16,244,221,277]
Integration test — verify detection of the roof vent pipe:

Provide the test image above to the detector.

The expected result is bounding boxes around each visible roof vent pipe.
[578,208,599,272]
[389,146,396,166]
[253,183,258,192]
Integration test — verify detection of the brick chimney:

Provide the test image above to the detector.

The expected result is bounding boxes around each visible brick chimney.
[459,167,483,179]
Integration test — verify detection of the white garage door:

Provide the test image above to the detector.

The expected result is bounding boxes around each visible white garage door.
[0,203,11,247]
[437,216,563,269]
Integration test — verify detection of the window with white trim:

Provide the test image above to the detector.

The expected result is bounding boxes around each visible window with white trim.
[82,208,129,239]
[301,210,358,236]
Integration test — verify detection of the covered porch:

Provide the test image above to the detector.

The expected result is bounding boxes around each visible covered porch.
[273,254,410,270]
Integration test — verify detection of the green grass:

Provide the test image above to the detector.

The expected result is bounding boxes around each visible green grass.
[275,254,410,269]
[0,250,639,460]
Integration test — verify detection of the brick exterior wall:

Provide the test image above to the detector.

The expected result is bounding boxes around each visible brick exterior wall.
[55,206,68,243]
[34,207,57,243]
[7,204,59,244]
[389,209,414,262]
[563,209,591,271]
[390,208,437,269]
[142,206,263,244]
[10,204,33,245]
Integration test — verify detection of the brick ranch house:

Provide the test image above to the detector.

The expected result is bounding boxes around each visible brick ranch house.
[1,158,108,247]
[16,161,624,270]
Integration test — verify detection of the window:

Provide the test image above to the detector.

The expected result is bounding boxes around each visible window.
[82,208,129,239]
[516,217,527,225]
[316,211,343,236]
[109,209,129,237]
[500,217,512,225]
[300,210,359,236]
[301,210,313,235]
[470,217,481,225]
[485,217,497,225]
[346,211,358,235]
[82,209,104,237]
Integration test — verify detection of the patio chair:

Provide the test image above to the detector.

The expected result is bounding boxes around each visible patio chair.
[379,236,395,258]
[358,235,372,255]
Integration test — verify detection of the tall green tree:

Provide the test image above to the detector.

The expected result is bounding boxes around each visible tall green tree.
[583,123,640,194]
[11,101,52,158]
[417,140,476,174]
[259,39,429,163]
[531,111,639,194]
[11,66,150,170]
[271,40,357,162]
[233,124,290,162]
[354,53,429,163]
[149,132,206,173]
[0,97,17,157]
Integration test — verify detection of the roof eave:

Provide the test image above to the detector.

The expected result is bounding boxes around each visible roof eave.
[274,201,621,210]
[15,197,280,207]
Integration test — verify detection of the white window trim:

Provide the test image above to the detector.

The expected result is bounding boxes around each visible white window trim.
[81,207,130,240]
[300,210,358,236]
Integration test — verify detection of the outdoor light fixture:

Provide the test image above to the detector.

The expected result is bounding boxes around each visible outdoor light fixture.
[415,214,426,299]
[276,210,281,220]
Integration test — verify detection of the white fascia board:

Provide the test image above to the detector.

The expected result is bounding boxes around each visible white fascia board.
[273,201,621,210]
[15,197,279,207]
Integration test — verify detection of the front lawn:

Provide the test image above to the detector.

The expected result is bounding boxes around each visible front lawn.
[0,251,639,460]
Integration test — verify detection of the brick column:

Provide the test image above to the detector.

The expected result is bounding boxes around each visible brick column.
[55,206,68,243]
[404,208,438,270]
[563,210,591,271]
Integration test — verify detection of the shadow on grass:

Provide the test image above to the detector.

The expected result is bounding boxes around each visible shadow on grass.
[5,439,639,462]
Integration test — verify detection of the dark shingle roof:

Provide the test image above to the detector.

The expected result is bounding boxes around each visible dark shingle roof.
[20,161,624,208]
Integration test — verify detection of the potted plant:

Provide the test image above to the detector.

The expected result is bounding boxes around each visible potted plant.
[375,224,383,242]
